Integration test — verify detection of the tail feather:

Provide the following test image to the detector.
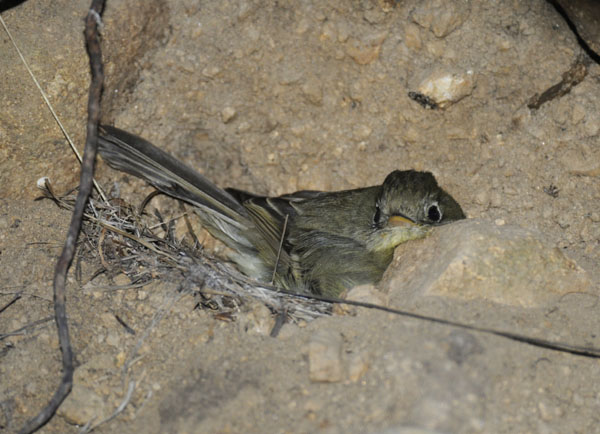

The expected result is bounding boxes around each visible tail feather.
[98,125,254,250]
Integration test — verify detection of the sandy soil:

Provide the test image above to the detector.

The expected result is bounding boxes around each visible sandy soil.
[1,0,599,433]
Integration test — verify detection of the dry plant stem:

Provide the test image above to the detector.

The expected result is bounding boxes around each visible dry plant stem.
[0,16,107,203]
[287,290,600,359]
[0,292,21,314]
[19,1,105,433]
[78,380,136,434]
[0,316,54,341]
[271,213,289,285]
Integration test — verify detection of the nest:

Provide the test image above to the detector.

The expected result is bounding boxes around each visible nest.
[38,177,331,325]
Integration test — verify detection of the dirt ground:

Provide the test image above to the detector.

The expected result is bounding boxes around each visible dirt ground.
[1,0,600,433]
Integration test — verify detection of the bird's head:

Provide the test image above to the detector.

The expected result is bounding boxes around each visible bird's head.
[373,170,465,230]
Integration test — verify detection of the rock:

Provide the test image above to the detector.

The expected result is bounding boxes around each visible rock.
[106,331,121,347]
[410,0,471,38]
[201,65,221,78]
[301,78,323,106]
[404,23,422,50]
[415,70,475,109]
[113,272,131,286]
[345,32,388,65]
[308,329,345,382]
[237,300,275,336]
[57,384,107,426]
[381,219,591,308]
[560,146,600,177]
[221,106,236,123]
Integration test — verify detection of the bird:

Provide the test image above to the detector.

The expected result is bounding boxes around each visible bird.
[98,125,466,296]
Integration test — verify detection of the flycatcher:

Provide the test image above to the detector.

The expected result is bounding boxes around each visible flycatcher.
[98,126,465,296]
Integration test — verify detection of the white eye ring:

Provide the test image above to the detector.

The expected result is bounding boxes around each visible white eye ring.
[425,201,442,222]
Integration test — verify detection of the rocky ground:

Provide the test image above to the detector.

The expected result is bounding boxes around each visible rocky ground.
[1,0,600,433]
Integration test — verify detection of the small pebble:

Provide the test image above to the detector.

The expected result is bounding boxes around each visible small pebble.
[202,65,221,78]
[221,106,236,123]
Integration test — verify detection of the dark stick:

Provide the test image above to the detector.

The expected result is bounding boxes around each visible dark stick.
[19,1,105,432]
[0,292,21,314]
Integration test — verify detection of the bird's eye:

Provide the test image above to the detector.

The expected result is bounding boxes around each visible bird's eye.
[426,202,442,222]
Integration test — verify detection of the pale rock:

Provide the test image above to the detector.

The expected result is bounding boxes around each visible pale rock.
[345,32,388,65]
[301,78,323,106]
[57,384,107,426]
[349,80,366,101]
[201,65,221,78]
[106,331,120,347]
[416,70,476,108]
[113,272,131,286]
[560,147,600,177]
[237,0,255,21]
[296,18,310,35]
[474,189,489,206]
[320,21,336,41]
[237,300,275,336]
[490,190,503,208]
[237,121,251,133]
[278,64,302,85]
[404,23,422,50]
[411,0,471,38]
[221,106,236,123]
[308,329,345,382]
[382,219,591,308]
[497,38,512,51]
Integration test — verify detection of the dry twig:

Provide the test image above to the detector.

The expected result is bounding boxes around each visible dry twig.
[19,2,106,432]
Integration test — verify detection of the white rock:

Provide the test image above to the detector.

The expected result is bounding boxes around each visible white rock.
[221,106,236,123]
[417,70,475,109]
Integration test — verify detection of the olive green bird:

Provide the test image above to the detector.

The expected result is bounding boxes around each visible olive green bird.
[98,126,465,296]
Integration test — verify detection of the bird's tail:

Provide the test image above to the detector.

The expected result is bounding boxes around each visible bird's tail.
[98,125,254,251]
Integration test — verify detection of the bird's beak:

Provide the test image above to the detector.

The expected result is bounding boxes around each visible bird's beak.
[388,214,418,227]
